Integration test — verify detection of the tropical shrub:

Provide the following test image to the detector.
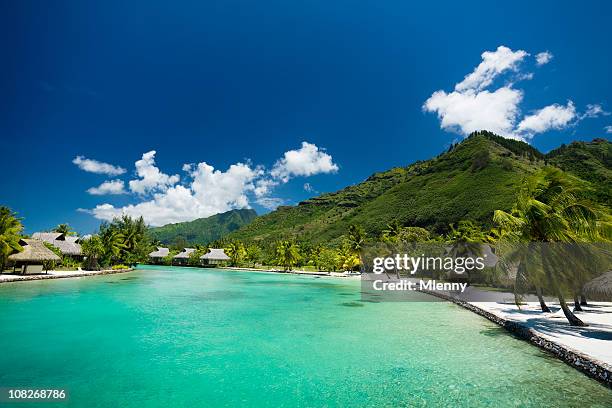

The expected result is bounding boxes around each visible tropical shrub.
[0,207,23,271]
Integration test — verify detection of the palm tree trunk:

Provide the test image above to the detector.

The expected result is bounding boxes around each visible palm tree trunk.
[558,292,587,326]
[573,294,583,311]
[580,293,588,306]
[541,246,586,326]
[536,286,551,312]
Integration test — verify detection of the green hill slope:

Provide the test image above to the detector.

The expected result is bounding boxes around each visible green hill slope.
[148,209,257,245]
[228,132,610,245]
[546,138,612,203]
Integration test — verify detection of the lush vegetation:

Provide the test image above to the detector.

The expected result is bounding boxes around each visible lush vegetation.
[546,138,612,204]
[148,209,257,245]
[225,134,609,245]
[0,207,23,271]
[493,167,611,326]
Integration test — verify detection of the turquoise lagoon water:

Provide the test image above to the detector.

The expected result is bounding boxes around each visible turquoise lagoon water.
[0,266,610,407]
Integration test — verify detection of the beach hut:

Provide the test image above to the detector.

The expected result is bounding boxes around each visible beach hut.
[583,271,612,301]
[31,232,83,259]
[8,239,61,274]
[173,248,195,265]
[148,247,170,264]
[200,248,230,266]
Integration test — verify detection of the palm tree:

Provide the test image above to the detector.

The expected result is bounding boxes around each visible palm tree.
[81,235,104,270]
[275,240,300,271]
[347,225,366,253]
[494,167,611,326]
[0,207,23,272]
[381,220,403,243]
[245,244,262,267]
[225,241,246,266]
[100,228,125,266]
[445,221,488,283]
[54,223,75,236]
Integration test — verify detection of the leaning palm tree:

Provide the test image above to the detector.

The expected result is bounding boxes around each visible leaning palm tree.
[494,167,611,326]
[0,207,24,272]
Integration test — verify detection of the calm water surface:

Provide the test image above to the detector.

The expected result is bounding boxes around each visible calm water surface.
[0,266,610,407]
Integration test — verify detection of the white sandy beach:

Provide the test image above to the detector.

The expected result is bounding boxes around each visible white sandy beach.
[472,300,612,368]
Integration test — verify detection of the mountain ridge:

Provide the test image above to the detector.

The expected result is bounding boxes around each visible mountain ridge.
[226,132,610,244]
[148,208,257,245]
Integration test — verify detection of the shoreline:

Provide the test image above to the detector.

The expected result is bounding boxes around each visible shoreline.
[419,288,612,388]
[0,268,134,283]
[223,266,359,278]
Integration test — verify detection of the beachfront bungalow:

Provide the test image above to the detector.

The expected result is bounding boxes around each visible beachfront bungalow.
[200,248,230,266]
[8,239,61,274]
[173,248,195,265]
[31,232,84,259]
[148,247,170,264]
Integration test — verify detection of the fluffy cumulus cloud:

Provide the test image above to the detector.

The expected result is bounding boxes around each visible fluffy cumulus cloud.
[86,180,126,195]
[424,45,603,141]
[454,46,529,92]
[535,51,553,66]
[424,87,523,136]
[85,142,337,226]
[73,156,126,175]
[270,142,338,182]
[605,125,612,134]
[516,101,576,135]
[128,151,180,195]
[91,161,261,226]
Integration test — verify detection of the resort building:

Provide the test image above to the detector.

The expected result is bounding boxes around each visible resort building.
[173,248,195,265]
[200,248,230,266]
[148,247,170,264]
[8,239,61,274]
[31,232,83,259]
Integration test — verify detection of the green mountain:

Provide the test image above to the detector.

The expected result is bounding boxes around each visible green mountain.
[227,132,610,245]
[148,209,257,245]
[546,138,612,203]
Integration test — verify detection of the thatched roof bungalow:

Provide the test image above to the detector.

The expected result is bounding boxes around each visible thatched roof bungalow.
[31,232,83,257]
[173,248,195,264]
[8,239,61,274]
[200,248,230,266]
[583,271,612,301]
[149,247,170,264]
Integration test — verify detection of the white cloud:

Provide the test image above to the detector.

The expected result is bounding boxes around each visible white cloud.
[73,156,126,176]
[605,125,612,134]
[424,87,523,137]
[253,178,278,197]
[86,142,338,226]
[516,101,576,136]
[91,162,261,226]
[128,150,180,195]
[455,46,528,92]
[86,180,126,195]
[270,142,338,182]
[582,104,610,119]
[535,51,553,66]
[424,45,601,141]
[304,183,315,192]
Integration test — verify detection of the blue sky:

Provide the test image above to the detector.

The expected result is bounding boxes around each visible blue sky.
[1,0,611,234]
